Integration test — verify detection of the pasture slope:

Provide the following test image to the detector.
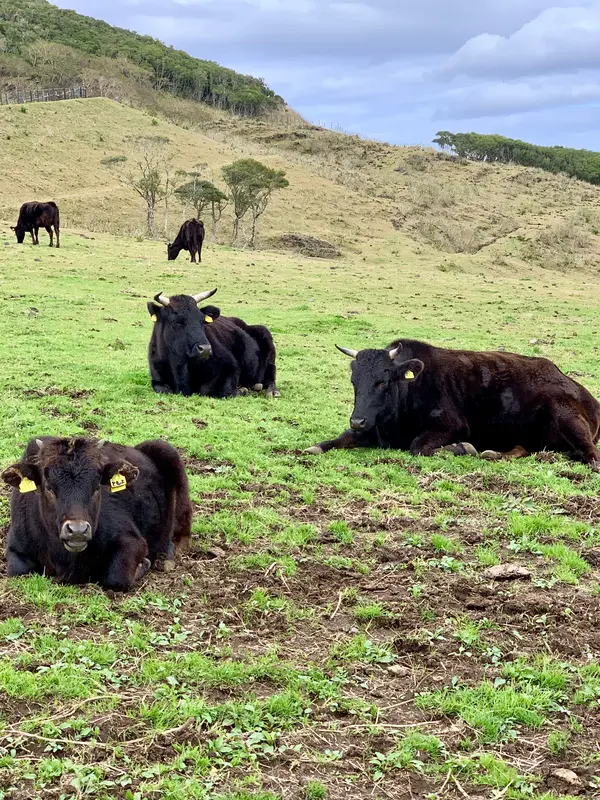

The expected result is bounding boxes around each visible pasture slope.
[0,99,600,799]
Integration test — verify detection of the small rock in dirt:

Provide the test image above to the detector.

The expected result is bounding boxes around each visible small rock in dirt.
[387,665,410,677]
[483,564,531,580]
[349,625,360,634]
[207,547,226,559]
[547,769,584,794]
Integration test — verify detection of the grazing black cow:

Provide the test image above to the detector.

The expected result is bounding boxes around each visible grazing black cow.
[167,218,205,262]
[147,288,280,398]
[306,339,600,468]
[1,436,192,591]
[12,201,60,247]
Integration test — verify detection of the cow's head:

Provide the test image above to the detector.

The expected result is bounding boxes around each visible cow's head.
[166,242,179,261]
[1,438,139,553]
[336,344,424,433]
[148,289,219,361]
[11,225,25,244]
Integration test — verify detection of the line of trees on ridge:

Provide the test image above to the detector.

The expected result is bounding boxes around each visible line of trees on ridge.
[434,131,600,185]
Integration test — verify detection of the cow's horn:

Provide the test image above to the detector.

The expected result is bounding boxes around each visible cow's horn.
[389,345,403,360]
[336,345,358,358]
[192,288,217,303]
[35,438,44,451]
[154,292,170,307]
[97,439,106,449]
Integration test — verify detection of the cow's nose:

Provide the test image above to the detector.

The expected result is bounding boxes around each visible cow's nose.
[350,417,366,431]
[196,343,212,359]
[62,520,92,539]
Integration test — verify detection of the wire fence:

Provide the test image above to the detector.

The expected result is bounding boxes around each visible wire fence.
[0,85,92,106]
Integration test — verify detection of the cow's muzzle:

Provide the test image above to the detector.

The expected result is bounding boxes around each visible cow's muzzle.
[193,343,212,360]
[60,520,92,553]
[350,417,367,431]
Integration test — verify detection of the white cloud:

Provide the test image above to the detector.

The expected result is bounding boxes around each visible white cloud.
[437,5,600,79]
[436,75,600,119]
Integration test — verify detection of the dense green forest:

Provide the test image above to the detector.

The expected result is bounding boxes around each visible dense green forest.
[434,131,600,185]
[0,0,281,115]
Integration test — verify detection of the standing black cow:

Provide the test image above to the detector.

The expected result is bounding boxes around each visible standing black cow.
[12,201,60,247]
[306,339,600,468]
[167,219,205,262]
[1,436,192,591]
[147,288,279,398]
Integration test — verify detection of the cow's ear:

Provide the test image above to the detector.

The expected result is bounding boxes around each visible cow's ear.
[392,358,424,382]
[147,302,161,323]
[200,305,220,323]
[102,460,140,491]
[2,462,40,492]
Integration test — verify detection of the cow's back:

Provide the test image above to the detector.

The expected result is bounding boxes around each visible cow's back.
[390,339,600,450]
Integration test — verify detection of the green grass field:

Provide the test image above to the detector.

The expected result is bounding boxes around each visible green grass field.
[1,228,600,800]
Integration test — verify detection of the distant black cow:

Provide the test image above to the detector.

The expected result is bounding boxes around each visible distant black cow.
[306,339,600,468]
[148,288,279,398]
[12,201,60,247]
[167,218,205,262]
[1,436,192,591]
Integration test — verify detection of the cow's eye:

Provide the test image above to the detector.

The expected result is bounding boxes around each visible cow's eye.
[45,487,56,499]
[375,381,387,390]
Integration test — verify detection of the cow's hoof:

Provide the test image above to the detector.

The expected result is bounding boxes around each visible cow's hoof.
[252,383,263,392]
[266,388,281,398]
[450,442,478,457]
[304,445,324,455]
[237,387,249,396]
[153,385,172,394]
[481,450,502,461]
[135,558,151,581]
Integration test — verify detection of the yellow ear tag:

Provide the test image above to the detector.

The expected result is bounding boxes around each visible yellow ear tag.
[404,370,415,380]
[204,315,213,323]
[110,473,127,493]
[151,314,157,322]
[19,477,37,494]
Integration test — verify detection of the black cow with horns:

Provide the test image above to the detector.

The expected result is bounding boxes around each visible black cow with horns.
[1,436,192,591]
[306,339,600,468]
[147,288,280,398]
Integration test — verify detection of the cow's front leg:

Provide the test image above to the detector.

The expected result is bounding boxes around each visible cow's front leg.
[410,429,464,456]
[6,543,40,577]
[171,362,192,397]
[305,429,370,455]
[30,230,36,244]
[103,533,148,592]
[46,226,54,247]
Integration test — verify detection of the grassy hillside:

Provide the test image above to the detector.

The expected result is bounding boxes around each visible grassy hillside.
[2,96,600,277]
[0,0,280,115]
[1,217,600,797]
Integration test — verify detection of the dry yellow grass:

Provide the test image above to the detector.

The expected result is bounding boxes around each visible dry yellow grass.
[2,96,600,278]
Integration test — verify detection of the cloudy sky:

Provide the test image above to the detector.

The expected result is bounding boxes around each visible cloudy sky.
[54,0,600,148]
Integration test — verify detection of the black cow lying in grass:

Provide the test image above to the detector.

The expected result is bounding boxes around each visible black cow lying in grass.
[12,201,60,247]
[306,339,600,469]
[167,218,205,263]
[147,288,279,398]
[1,436,192,591]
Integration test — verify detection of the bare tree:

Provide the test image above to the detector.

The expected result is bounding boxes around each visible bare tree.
[106,136,178,237]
